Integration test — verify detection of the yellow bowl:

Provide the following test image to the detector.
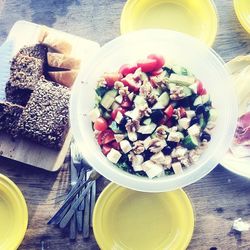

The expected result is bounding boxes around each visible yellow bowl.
[120,0,218,47]
[93,183,194,250]
[0,174,28,250]
[234,0,250,33]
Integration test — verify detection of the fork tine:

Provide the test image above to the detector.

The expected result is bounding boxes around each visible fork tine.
[90,180,96,228]
[83,190,91,239]
[69,213,77,240]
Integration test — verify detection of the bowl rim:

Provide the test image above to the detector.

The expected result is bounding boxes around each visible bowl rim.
[93,183,195,250]
[70,29,238,192]
[0,174,28,249]
[120,0,218,47]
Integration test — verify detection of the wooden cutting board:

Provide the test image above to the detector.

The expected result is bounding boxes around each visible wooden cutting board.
[0,21,100,171]
[0,132,72,171]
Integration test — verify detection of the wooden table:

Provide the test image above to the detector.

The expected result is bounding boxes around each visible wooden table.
[0,0,250,249]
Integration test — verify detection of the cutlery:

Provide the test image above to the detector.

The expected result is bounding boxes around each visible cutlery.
[48,170,99,225]
[59,181,94,228]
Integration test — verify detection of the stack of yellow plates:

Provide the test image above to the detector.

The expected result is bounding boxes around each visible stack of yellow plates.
[234,0,250,33]
[93,183,194,250]
[0,174,28,250]
[120,0,218,46]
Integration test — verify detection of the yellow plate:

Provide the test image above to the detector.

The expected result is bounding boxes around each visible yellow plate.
[93,183,194,250]
[0,174,28,250]
[120,0,218,47]
[234,0,250,33]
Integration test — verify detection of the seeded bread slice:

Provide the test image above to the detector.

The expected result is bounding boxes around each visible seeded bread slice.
[9,54,44,90]
[0,101,24,137]
[18,44,48,63]
[6,54,44,105]
[17,80,70,149]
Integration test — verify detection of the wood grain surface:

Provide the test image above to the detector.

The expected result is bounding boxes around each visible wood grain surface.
[0,0,250,250]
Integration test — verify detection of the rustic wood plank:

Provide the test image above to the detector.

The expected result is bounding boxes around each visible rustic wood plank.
[0,0,250,249]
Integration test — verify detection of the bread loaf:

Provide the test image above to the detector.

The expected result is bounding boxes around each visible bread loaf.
[47,52,80,69]
[42,34,72,55]
[48,70,78,88]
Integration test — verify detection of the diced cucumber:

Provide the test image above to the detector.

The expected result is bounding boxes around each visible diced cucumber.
[103,111,111,119]
[109,121,121,133]
[169,73,195,86]
[199,116,207,130]
[111,101,120,110]
[115,95,123,104]
[182,135,198,150]
[209,109,218,122]
[108,89,118,98]
[172,65,190,76]
[182,86,192,97]
[152,92,169,109]
[100,89,118,110]
[134,95,147,107]
[151,88,162,97]
[193,94,210,106]
[142,118,152,125]
[138,123,157,134]
[189,83,197,93]
[95,86,109,97]
[95,94,102,105]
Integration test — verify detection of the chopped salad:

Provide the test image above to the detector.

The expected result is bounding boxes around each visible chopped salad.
[90,54,217,178]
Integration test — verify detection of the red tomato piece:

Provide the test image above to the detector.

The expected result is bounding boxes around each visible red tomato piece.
[164,105,174,118]
[94,117,108,131]
[121,95,132,108]
[197,81,204,95]
[97,129,115,145]
[102,145,111,155]
[150,68,163,76]
[104,72,123,87]
[147,54,165,69]
[121,76,140,92]
[111,141,120,150]
[201,88,207,95]
[137,58,158,73]
[119,64,138,76]
[111,107,126,120]
[179,107,186,118]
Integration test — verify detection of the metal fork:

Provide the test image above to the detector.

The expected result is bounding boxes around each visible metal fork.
[69,141,82,240]
[68,141,97,239]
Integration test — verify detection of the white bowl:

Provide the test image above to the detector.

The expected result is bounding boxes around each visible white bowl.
[70,29,237,192]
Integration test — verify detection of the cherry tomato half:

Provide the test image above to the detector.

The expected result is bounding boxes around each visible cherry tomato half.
[121,77,140,92]
[94,117,108,131]
[150,68,163,76]
[179,107,186,118]
[196,80,204,95]
[119,64,138,76]
[104,72,122,87]
[111,141,120,150]
[137,58,158,73]
[164,105,174,118]
[102,145,111,155]
[147,54,165,69]
[97,129,115,145]
[111,107,126,120]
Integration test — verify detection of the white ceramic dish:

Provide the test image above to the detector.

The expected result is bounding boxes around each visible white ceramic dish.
[221,55,250,178]
[70,29,237,192]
